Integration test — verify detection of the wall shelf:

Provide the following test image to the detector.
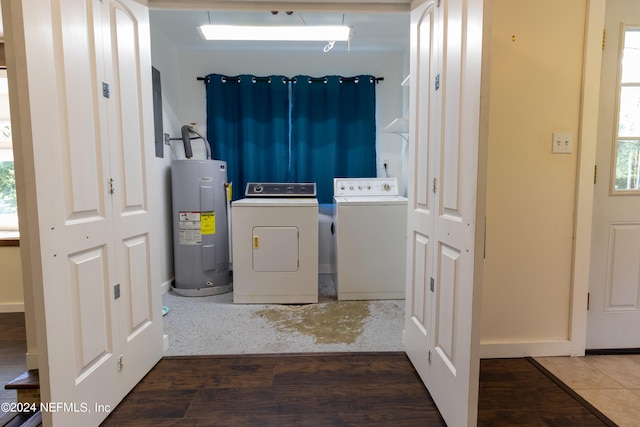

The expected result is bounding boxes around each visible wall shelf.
[383,117,409,134]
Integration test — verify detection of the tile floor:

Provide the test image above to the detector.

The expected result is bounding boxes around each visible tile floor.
[535,354,640,427]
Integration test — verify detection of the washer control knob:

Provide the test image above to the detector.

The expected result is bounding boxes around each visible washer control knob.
[254,184,263,193]
[383,183,391,191]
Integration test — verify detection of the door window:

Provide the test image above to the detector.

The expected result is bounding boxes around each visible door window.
[613,27,640,192]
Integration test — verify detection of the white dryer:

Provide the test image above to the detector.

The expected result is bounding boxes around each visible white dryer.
[334,178,407,300]
[232,183,318,304]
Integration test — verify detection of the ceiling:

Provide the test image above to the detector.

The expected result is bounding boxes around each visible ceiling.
[149,9,409,52]
[0,8,409,53]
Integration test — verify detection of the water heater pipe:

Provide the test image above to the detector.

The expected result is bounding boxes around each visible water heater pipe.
[180,125,212,159]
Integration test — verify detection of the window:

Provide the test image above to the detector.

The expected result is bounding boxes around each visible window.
[0,69,18,233]
[613,27,640,192]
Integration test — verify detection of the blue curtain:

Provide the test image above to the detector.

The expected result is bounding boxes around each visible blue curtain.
[291,75,377,203]
[205,73,377,203]
[205,74,290,200]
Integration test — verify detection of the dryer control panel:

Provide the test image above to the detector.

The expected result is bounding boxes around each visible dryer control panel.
[245,182,316,198]
[333,177,400,197]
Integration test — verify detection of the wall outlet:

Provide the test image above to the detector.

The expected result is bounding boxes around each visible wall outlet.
[552,132,572,154]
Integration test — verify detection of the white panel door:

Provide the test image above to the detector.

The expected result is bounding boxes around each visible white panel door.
[405,0,439,389]
[588,0,640,349]
[405,0,486,426]
[102,0,164,392]
[3,0,162,425]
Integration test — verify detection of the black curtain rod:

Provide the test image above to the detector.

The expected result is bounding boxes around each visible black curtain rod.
[196,76,384,84]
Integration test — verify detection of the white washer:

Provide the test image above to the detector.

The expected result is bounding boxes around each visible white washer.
[334,178,407,300]
[232,184,318,304]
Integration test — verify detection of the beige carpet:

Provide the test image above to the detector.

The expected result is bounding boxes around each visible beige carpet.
[162,274,405,355]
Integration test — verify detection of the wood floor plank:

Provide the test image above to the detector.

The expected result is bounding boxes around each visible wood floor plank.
[478,358,609,426]
[100,389,198,422]
[132,359,277,392]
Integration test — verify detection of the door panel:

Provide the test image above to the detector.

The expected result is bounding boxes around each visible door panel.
[607,224,640,308]
[123,235,152,332]
[436,243,459,362]
[69,246,112,376]
[405,1,438,385]
[405,1,486,426]
[588,0,640,348]
[105,0,163,392]
[111,4,147,212]
[409,233,430,330]
[59,1,107,219]
[415,6,435,211]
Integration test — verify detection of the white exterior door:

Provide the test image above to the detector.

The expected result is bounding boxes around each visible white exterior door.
[3,0,162,425]
[404,0,486,426]
[588,0,640,349]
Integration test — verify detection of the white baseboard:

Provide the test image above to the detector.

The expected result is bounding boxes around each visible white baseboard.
[480,340,585,358]
[161,279,173,294]
[26,351,39,370]
[0,303,24,313]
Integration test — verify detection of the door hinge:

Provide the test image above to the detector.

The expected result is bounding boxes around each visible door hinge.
[102,81,110,98]
[587,292,590,311]
[432,178,438,193]
[594,165,597,184]
[117,355,124,371]
[602,29,606,50]
[114,283,120,300]
[108,178,115,194]
[437,0,441,7]
[428,349,432,363]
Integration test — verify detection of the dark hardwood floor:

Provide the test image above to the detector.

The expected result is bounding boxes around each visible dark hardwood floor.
[0,313,27,413]
[98,353,614,427]
[1,313,616,427]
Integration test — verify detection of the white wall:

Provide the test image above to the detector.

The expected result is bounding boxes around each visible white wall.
[173,48,407,181]
[480,0,589,356]
[0,246,23,312]
[150,26,182,292]
[149,20,409,280]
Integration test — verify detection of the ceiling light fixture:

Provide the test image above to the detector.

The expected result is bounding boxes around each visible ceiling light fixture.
[198,25,351,42]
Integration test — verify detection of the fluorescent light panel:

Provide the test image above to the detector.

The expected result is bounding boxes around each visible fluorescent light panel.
[199,25,351,42]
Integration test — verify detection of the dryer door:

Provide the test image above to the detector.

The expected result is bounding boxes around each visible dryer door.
[252,226,299,272]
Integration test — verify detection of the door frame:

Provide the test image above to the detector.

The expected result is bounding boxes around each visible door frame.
[571,0,606,354]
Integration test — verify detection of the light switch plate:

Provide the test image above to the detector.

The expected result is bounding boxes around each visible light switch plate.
[552,132,572,154]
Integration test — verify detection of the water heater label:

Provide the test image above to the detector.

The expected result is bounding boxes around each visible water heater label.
[178,211,201,245]
[200,212,216,235]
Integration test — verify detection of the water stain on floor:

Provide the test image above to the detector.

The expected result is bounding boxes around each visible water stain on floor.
[254,301,371,344]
